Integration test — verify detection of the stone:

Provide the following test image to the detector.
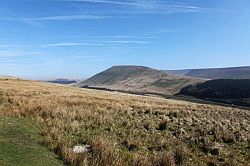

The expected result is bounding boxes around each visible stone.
[73,145,90,153]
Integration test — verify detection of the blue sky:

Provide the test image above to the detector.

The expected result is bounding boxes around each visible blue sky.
[0,0,250,79]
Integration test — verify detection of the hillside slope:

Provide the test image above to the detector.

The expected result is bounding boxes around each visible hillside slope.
[79,66,204,95]
[165,66,250,79]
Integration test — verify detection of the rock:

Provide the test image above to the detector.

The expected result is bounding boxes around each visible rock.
[73,145,90,153]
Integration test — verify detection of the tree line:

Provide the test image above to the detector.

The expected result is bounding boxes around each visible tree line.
[180,79,250,99]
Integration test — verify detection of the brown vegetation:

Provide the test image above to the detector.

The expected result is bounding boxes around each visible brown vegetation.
[0,78,249,166]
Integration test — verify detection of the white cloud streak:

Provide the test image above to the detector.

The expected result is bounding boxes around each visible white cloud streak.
[104,40,150,44]
[67,0,137,6]
[26,15,111,21]
[66,0,205,13]
[0,15,111,22]
[0,1,208,24]
[91,35,158,39]
[42,42,104,47]
[0,50,44,57]
[42,40,151,47]
[0,59,32,63]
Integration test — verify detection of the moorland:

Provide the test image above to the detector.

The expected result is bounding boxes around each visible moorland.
[0,78,249,166]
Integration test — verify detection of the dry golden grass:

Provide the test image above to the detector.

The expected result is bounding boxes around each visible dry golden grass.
[0,78,249,166]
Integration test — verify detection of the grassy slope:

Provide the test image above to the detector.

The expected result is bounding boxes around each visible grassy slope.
[0,79,249,166]
[0,116,64,166]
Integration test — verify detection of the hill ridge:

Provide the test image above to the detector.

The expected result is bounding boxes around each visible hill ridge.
[164,66,250,79]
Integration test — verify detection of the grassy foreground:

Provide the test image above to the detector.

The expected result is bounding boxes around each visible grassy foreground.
[0,116,64,166]
[0,78,249,166]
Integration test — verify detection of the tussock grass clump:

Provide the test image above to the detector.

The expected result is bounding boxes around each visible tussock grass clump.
[0,79,249,166]
[154,152,175,166]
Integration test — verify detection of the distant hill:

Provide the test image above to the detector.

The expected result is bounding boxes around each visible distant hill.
[164,69,192,75]
[164,66,250,79]
[179,79,250,107]
[78,65,204,95]
[0,76,18,79]
[47,78,77,84]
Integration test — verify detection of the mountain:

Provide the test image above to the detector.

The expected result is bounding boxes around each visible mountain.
[47,78,78,84]
[164,66,250,79]
[78,65,204,95]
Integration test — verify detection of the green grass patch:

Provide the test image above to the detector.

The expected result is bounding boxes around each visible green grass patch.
[0,116,64,166]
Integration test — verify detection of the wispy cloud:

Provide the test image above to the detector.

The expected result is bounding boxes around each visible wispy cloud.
[90,35,158,39]
[42,42,104,47]
[0,50,44,58]
[42,40,151,47]
[0,59,32,63]
[68,0,199,9]
[0,14,111,22]
[60,35,159,41]
[67,0,138,6]
[0,1,207,24]
[26,15,111,21]
[66,0,206,14]
[104,40,150,44]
